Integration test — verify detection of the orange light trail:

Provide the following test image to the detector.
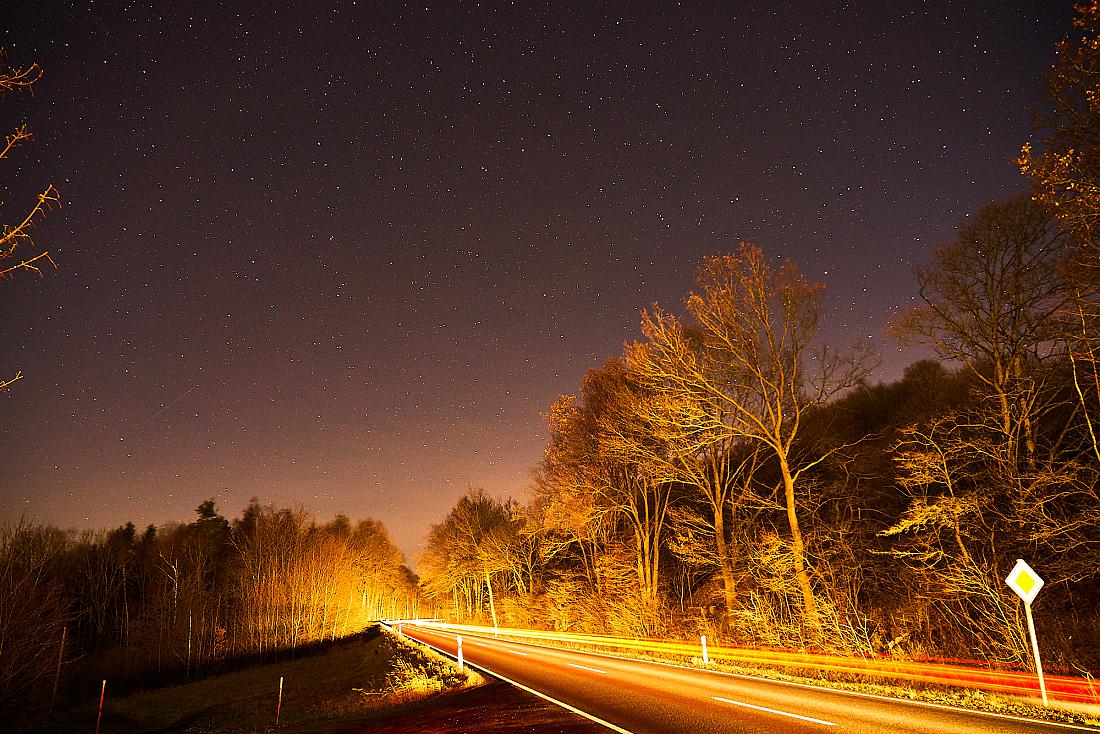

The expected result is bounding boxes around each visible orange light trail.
[419,622,1100,705]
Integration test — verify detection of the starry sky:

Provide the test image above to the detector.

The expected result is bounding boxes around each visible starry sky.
[1,0,1075,561]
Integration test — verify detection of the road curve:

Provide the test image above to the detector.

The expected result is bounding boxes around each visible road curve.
[401,625,1100,734]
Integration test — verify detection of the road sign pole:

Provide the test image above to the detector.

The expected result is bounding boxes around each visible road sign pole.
[1024,601,1048,706]
[456,635,464,672]
[701,635,709,665]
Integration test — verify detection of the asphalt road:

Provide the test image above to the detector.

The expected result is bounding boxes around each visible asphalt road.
[402,625,1100,734]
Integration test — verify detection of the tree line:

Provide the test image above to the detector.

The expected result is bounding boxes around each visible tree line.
[0,501,419,727]
[419,2,1100,672]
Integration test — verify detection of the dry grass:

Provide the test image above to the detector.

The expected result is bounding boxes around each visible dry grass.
[98,626,480,733]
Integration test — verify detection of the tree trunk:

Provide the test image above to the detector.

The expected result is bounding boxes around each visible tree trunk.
[780,456,819,631]
[485,573,499,631]
[713,505,738,618]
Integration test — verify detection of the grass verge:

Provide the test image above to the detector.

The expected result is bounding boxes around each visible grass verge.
[88,625,481,733]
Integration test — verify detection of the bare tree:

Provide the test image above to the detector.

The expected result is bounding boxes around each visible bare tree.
[536,359,672,634]
[1019,1,1100,254]
[1017,3,1100,467]
[891,196,1071,467]
[0,520,68,716]
[620,334,771,623]
[419,489,520,630]
[629,243,867,632]
[878,413,1100,663]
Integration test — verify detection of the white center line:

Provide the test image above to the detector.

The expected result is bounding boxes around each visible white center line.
[507,649,529,656]
[568,662,608,674]
[713,696,836,727]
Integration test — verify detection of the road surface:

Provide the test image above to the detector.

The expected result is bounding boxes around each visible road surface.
[401,624,1100,734]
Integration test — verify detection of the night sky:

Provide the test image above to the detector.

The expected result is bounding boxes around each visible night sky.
[1,1,1075,560]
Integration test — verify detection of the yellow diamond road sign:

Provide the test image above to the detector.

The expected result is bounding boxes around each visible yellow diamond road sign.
[1006,558,1044,605]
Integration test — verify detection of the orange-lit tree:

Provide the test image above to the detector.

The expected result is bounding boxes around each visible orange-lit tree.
[880,417,1032,663]
[229,502,406,655]
[1019,1,1100,253]
[884,199,1100,663]
[625,333,772,627]
[630,244,867,633]
[1019,2,1100,465]
[536,358,673,635]
[419,489,521,629]
[1,51,60,391]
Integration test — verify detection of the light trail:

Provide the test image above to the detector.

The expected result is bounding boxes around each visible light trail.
[405,626,637,734]
[402,623,1100,734]
[416,621,1100,705]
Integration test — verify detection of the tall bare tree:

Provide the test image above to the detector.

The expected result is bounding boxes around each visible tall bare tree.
[623,333,770,622]
[891,196,1071,467]
[419,489,519,630]
[537,358,672,633]
[630,243,867,631]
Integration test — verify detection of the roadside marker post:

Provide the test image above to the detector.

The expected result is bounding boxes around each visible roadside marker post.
[276,675,284,727]
[701,635,709,665]
[456,635,464,671]
[1005,558,1048,706]
[95,679,106,734]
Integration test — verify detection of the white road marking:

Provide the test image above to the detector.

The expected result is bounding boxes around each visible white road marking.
[507,649,529,656]
[713,696,836,727]
[709,671,1100,732]
[406,631,636,734]
[568,662,609,674]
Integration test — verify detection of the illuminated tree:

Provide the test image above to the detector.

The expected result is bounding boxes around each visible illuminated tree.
[880,417,1030,662]
[419,489,521,629]
[891,196,1071,466]
[1019,1,1100,253]
[880,408,1100,663]
[1018,4,1100,466]
[537,358,672,633]
[630,244,867,632]
[216,499,414,662]
[622,333,770,623]
[0,51,60,392]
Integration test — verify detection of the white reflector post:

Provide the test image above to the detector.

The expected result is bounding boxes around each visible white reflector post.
[1005,558,1044,605]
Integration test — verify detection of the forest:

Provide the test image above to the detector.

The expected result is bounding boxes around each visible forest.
[417,0,1100,678]
[0,502,419,725]
[420,213,1099,669]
